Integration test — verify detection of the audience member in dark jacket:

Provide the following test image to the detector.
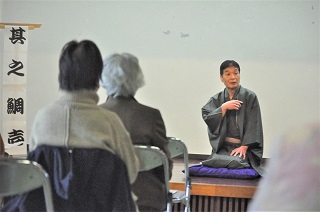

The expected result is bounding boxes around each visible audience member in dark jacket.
[100,53,173,212]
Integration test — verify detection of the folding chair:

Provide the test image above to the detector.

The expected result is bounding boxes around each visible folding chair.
[27,145,136,211]
[134,145,172,212]
[167,137,191,212]
[0,157,54,212]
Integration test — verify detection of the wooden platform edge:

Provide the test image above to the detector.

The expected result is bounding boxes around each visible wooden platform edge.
[170,181,256,199]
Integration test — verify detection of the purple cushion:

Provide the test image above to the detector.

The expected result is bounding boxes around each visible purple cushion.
[188,164,260,180]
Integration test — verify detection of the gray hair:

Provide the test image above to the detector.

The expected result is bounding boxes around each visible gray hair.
[101,53,145,97]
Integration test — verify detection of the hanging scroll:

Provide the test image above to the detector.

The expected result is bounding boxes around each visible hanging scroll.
[0,23,41,155]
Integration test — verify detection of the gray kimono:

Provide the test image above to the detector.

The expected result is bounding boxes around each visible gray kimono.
[201,85,264,175]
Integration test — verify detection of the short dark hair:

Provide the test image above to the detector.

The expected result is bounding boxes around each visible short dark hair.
[220,60,240,76]
[59,40,103,91]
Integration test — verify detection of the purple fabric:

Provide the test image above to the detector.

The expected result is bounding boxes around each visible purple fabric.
[188,164,260,180]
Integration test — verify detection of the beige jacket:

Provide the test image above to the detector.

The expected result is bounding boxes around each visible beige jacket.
[29,90,139,184]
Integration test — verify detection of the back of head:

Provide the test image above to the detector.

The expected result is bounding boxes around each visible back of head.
[220,60,240,76]
[101,53,145,97]
[59,40,103,91]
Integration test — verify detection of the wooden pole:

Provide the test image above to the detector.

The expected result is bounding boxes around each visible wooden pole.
[0,23,41,30]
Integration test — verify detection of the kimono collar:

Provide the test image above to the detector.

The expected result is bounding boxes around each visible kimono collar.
[224,85,242,101]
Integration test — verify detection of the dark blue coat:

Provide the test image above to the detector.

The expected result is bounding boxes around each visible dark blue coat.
[1,146,136,212]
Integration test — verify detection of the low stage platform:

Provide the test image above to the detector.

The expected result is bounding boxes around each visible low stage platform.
[169,158,261,212]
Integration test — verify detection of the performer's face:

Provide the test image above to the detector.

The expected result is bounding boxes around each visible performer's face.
[220,66,240,89]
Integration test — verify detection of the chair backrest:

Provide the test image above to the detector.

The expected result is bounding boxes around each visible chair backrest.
[134,145,171,211]
[0,157,54,212]
[167,137,189,182]
[26,145,136,212]
[167,137,191,212]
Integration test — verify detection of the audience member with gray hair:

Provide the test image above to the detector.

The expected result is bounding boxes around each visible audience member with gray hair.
[100,53,145,97]
[100,53,173,212]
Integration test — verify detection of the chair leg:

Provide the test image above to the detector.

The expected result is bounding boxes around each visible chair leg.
[166,202,172,212]
[166,191,173,212]
[184,204,190,212]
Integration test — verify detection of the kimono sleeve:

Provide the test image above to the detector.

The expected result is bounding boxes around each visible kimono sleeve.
[201,97,224,135]
[241,94,263,148]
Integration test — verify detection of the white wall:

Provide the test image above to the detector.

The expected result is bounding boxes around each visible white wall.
[1,0,319,157]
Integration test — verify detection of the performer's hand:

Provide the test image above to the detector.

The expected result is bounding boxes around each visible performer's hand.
[230,145,248,160]
[222,100,243,111]
[221,100,243,116]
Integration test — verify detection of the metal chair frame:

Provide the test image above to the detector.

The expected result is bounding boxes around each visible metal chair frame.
[134,145,172,212]
[0,157,54,211]
[167,137,191,212]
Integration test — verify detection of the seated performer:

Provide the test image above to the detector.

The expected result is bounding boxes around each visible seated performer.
[100,53,173,212]
[201,60,264,175]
